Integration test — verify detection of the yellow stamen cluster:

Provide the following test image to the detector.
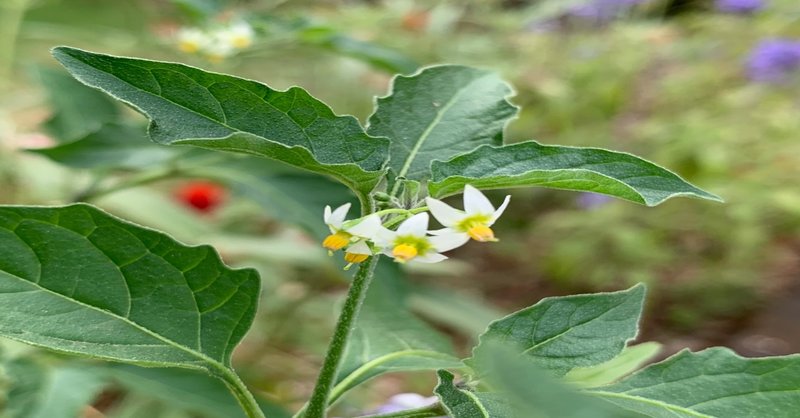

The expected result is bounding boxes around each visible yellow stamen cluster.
[322,231,352,251]
[344,252,369,264]
[178,41,201,53]
[230,35,252,49]
[392,244,418,263]
[467,224,497,242]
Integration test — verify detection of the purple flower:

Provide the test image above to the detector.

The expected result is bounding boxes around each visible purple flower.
[715,0,765,14]
[569,0,648,22]
[745,39,800,84]
[576,192,614,210]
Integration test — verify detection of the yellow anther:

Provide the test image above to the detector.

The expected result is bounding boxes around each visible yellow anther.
[178,41,201,53]
[467,224,497,242]
[344,252,369,264]
[230,36,252,49]
[392,244,418,263]
[322,231,351,251]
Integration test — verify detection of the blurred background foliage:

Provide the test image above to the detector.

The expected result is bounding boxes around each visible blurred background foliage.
[1,0,799,416]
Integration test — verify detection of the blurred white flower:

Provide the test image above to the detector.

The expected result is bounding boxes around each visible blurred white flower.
[215,21,255,49]
[176,27,211,53]
[374,393,440,414]
[425,185,510,242]
[373,213,466,263]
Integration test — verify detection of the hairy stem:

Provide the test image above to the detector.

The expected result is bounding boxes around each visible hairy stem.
[302,256,380,418]
[217,366,267,418]
[354,403,447,418]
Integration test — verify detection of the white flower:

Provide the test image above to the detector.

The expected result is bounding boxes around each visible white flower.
[176,28,211,53]
[425,185,510,242]
[374,393,439,414]
[322,203,381,254]
[373,213,467,263]
[203,40,235,63]
[215,21,255,49]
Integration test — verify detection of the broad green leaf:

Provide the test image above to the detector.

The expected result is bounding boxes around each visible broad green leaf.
[434,370,513,418]
[429,141,722,206]
[109,365,290,418]
[565,342,662,388]
[483,343,647,418]
[589,348,800,418]
[0,204,259,373]
[332,259,462,404]
[367,65,517,185]
[52,47,390,199]
[467,284,645,377]
[29,123,179,170]
[3,358,108,418]
[37,66,120,142]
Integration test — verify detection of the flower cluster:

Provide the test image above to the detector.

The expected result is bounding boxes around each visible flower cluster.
[568,0,648,23]
[745,39,800,84]
[175,21,255,62]
[715,0,765,14]
[322,185,510,267]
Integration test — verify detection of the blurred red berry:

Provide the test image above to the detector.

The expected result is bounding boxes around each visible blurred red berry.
[176,181,226,213]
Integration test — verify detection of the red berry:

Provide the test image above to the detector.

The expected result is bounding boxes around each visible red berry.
[176,181,226,213]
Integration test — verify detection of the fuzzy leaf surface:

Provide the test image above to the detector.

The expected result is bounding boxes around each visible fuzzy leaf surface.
[589,348,800,418]
[367,65,517,185]
[434,370,513,418]
[467,284,645,377]
[0,204,259,372]
[52,47,389,197]
[429,141,721,206]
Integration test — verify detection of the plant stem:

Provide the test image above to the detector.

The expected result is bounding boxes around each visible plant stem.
[216,366,268,418]
[301,255,380,418]
[354,403,447,418]
[0,0,30,91]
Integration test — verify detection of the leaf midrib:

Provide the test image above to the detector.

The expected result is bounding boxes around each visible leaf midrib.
[0,224,228,374]
[390,75,481,192]
[588,390,715,418]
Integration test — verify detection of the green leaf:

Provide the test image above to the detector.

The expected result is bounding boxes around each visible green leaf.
[483,343,647,418]
[332,259,462,404]
[3,358,108,418]
[589,348,800,418]
[109,365,290,418]
[52,47,390,199]
[29,123,179,170]
[565,342,662,388]
[467,284,646,377]
[434,370,513,418]
[367,65,517,186]
[428,141,722,206]
[37,66,120,142]
[0,204,259,373]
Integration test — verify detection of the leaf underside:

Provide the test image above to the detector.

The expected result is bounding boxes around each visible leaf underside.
[0,204,259,371]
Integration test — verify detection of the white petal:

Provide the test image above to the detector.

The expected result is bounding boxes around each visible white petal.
[428,227,457,236]
[346,214,382,238]
[372,226,397,248]
[346,240,371,255]
[489,195,511,225]
[328,203,351,228]
[429,232,470,252]
[463,185,495,215]
[397,213,429,237]
[425,197,464,227]
[414,252,448,263]
[323,205,332,224]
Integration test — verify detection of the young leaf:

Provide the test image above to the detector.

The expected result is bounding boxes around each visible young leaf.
[466,284,646,377]
[0,204,259,373]
[367,65,517,187]
[37,66,120,142]
[434,370,513,418]
[429,141,722,206]
[52,47,390,199]
[565,342,662,388]
[589,348,800,418]
[333,259,462,404]
[3,358,108,418]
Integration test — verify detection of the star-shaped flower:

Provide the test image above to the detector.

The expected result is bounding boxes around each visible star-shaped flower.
[322,203,381,253]
[373,213,467,263]
[425,185,511,242]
